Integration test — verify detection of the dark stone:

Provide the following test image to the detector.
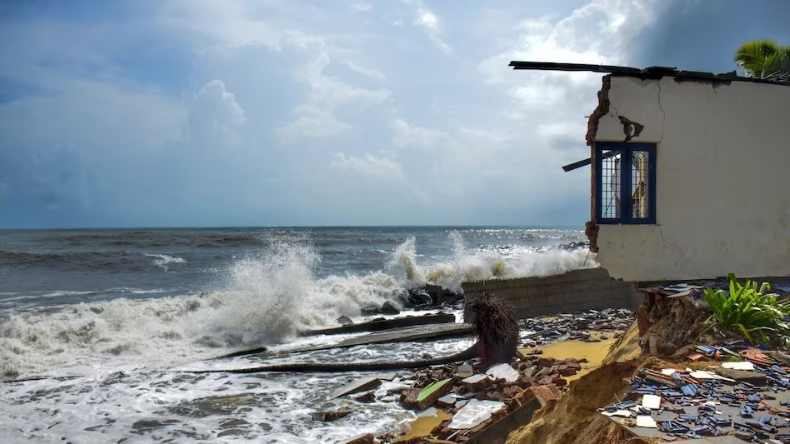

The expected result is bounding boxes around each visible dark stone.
[352,391,376,403]
[360,304,381,316]
[407,289,432,306]
[336,315,353,326]
[380,300,400,315]
[313,410,352,422]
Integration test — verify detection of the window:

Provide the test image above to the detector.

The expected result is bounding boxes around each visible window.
[595,142,656,224]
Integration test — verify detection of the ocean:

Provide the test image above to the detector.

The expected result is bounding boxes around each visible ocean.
[0,226,592,443]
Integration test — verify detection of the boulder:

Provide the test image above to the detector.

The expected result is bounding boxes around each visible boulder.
[360,304,381,316]
[408,289,433,306]
[352,391,376,403]
[336,315,353,326]
[381,300,400,315]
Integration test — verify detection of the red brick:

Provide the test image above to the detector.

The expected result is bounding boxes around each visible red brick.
[529,385,561,406]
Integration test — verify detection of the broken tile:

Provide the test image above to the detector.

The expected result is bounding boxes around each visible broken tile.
[641,394,661,410]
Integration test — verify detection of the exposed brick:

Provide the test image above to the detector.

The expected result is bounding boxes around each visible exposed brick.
[529,385,561,406]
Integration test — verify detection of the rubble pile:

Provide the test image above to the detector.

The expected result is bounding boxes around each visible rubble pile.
[601,344,790,442]
[331,353,594,444]
[519,308,634,349]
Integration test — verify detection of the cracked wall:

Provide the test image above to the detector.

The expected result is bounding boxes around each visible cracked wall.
[590,75,790,282]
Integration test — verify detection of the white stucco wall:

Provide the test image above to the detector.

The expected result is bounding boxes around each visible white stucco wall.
[593,75,790,282]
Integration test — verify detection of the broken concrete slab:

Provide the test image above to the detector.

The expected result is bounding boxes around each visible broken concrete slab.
[460,374,492,392]
[301,313,456,336]
[713,367,767,386]
[465,395,542,444]
[328,377,383,400]
[405,378,453,410]
[286,323,474,355]
[448,400,506,430]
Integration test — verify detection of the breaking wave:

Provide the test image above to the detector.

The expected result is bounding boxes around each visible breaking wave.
[389,231,594,292]
[0,231,593,380]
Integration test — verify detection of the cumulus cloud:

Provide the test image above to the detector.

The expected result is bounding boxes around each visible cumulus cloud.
[3,0,782,227]
[401,0,452,54]
[187,80,246,143]
[277,52,391,142]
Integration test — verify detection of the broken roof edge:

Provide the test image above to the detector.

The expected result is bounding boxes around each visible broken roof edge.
[509,61,790,87]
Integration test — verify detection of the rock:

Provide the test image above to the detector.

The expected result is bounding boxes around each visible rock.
[503,385,522,399]
[313,410,351,422]
[352,391,376,403]
[517,375,533,389]
[441,289,463,305]
[522,365,537,379]
[360,304,381,316]
[408,290,433,306]
[565,361,582,371]
[381,300,400,315]
[559,367,577,377]
[336,315,354,326]
[344,433,374,444]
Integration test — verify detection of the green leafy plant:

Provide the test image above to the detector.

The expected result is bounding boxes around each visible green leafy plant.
[703,273,790,344]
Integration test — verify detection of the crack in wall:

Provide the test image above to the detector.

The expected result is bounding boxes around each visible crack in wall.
[585,75,611,146]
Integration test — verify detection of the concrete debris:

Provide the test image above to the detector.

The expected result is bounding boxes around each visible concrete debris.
[601,348,790,443]
[448,400,505,430]
[328,377,383,400]
[485,364,519,383]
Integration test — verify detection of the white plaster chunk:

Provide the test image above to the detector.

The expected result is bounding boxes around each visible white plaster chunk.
[486,363,519,382]
[448,400,505,430]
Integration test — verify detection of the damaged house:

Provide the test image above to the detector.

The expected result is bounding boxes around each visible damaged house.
[512,62,790,282]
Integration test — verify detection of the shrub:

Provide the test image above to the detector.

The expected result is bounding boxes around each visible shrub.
[703,273,790,344]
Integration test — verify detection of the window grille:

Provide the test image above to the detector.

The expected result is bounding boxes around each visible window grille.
[595,143,656,224]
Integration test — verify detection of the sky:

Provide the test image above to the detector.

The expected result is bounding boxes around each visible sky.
[0,0,788,229]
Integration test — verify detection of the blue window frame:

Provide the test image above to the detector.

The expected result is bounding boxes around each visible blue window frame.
[595,142,657,225]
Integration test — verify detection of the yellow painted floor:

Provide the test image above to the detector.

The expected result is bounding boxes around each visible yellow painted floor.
[523,333,618,383]
[399,408,453,441]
